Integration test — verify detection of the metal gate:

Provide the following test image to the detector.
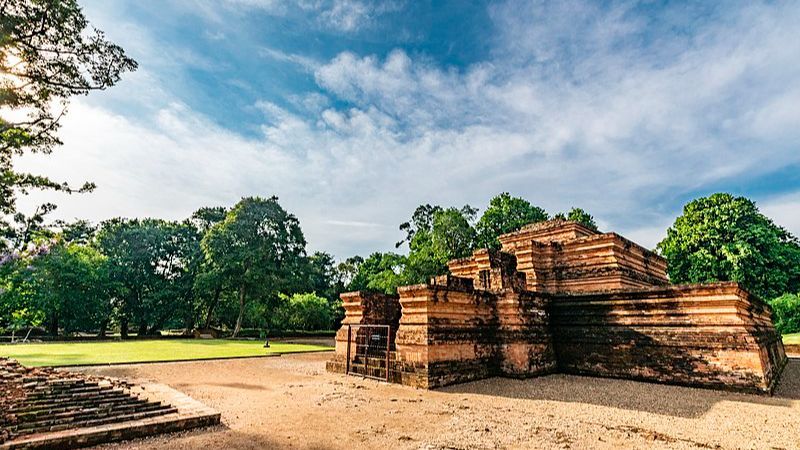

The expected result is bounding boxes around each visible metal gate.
[345,324,391,381]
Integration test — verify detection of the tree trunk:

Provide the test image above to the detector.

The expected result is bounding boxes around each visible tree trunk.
[203,286,222,329]
[48,313,59,337]
[98,320,107,338]
[120,316,129,339]
[149,311,171,336]
[233,285,246,338]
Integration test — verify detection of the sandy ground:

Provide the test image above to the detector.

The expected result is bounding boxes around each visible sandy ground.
[76,353,800,450]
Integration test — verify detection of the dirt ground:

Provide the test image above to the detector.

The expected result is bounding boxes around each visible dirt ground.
[77,352,800,450]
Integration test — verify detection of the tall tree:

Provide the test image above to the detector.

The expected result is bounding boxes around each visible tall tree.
[334,255,363,293]
[1,0,136,251]
[97,218,199,337]
[347,252,407,295]
[396,204,443,248]
[403,205,477,284]
[475,193,548,249]
[190,206,228,329]
[26,242,109,335]
[553,207,599,231]
[202,197,306,337]
[657,193,800,300]
[305,251,338,301]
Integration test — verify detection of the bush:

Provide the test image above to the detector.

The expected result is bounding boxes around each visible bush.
[271,293,335,331]
[770,293,800,335]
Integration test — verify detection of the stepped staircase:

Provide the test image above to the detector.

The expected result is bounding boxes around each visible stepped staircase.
[0,358,177,446]
[347,351,396,381]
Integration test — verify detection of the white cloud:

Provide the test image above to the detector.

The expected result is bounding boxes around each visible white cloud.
[761,193,800,238]
[299,0,404,32]
[14,0,800,258]
[260,47,320,71]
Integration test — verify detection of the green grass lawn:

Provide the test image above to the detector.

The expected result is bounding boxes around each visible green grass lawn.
[0,339,332,367]
[783,333,800,346]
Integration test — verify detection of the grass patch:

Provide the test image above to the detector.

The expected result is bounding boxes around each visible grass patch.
[783,333,800,346]
[0,339,332,367]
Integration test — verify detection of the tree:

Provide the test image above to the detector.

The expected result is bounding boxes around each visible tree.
[58,219,97,245]
[190,206,228,329]
[334,255,363,292]
[403,206,477,284]
[770,293,800,335]
[0,248,39,336]
[396,204,443,248]
[97,218,200,337]
[553,207,598,231]
[657,193,800,300]
[1,0,136,251]
[26,242,109,335]
[9,308,43,342]
[305,251,338,301]
[475,193,548,249]
[345,252,408,295]
[202,197,306,337]
[271,293,334,331]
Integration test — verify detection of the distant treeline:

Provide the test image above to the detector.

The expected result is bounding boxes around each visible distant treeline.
[0,197,348,339]
[1,192,799,338]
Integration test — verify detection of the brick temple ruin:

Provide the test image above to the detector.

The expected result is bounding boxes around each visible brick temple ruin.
[327,220,788,393]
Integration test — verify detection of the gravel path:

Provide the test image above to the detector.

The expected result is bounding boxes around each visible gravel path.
[77,353,800,450]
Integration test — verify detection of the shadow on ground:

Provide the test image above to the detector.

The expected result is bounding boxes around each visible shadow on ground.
[440,358,800,418]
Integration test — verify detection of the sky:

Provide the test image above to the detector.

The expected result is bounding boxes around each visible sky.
[16,0,800,259]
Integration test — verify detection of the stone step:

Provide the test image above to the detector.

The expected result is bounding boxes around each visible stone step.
[25,386,119,401]
[7,391,136,415]
[10,405,178,437]
[36,380,87,390]
[10,397,146,421]
[24,386,125,401]
[12,399,159,425]
[348,362,390,378]
[350,357,390,367]
[11,402,170,433]
[30,380,88,392]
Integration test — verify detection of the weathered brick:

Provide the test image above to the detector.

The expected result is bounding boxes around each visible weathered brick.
[327,219,787,393]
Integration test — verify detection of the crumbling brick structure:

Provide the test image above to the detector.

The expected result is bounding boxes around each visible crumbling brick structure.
[0,358,220,449]
[327,220,787,393]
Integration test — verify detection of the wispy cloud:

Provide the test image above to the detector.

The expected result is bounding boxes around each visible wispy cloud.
[260,47,320,71]
[17,0,800,258]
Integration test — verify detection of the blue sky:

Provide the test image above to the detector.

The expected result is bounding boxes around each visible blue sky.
[17,0,800,258]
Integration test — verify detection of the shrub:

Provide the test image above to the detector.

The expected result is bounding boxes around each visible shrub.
[770,293,800,335]
[271,293,334,331]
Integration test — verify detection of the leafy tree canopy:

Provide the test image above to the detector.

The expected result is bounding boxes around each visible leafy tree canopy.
[657,193,800,300]
[1,0,136,251]
[347,251,407,295]
[403,206,475,282]
[475,193,548,249]
[271,292,335,331]
[202,196,306,337]
[96,218,200,337]
[770,293,800,335]
[553,207,598,231]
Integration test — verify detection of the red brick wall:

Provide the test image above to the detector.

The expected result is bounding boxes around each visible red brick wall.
[550,283,787,393]
[329,221,788,394]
